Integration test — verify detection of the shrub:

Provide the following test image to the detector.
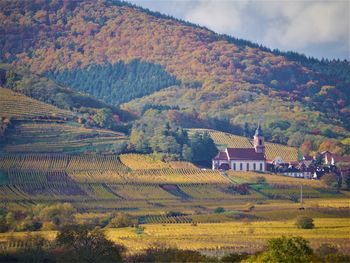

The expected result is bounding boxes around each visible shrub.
[214,207,225,214]
[255,176,266,184]
[56,224,125,263]
[295,216,314,229]
[246,236,313,263]
[166,211,184,217]
[221,252,249,262]
[109,213,134,228]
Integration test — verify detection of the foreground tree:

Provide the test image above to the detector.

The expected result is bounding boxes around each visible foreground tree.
[244,236,313,263]
[56,225,125,263]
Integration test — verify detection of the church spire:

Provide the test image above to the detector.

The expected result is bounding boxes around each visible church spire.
[254,124,265,154]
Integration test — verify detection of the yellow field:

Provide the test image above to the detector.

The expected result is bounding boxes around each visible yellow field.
[190,128,298,162]
[1,218,348,255]
[120,154,171,170]
[227,171,326,187]
[105,218,350,254]
[168,161,199,169]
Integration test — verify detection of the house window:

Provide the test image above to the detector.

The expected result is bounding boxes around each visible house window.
[259,139,262,145]
[240,163,243,170]
[253,163,256,170]
[233,163,236,171]
[247,163,250,171]
[260,163,263,171]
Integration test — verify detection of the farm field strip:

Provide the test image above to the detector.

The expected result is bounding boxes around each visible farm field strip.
[104,218,350,254]
[0,218,348,254]
[0,87,73,119]
[0,155,129,171]
[227,171,325,187]
[120,154,171,170]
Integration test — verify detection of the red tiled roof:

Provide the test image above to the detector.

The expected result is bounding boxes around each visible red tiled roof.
[226,148,265,161]
[213,151,228,160]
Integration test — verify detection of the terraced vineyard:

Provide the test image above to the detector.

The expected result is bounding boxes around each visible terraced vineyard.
[0,153,348,257]
[190,128,298,162]
[0,87,73,120]
[119,154,171,170]
[0,87,128,154]
[0,154,245,211]
[3,121,127,154]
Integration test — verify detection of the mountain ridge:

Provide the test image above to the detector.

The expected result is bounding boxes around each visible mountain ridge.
[0,0,349,154]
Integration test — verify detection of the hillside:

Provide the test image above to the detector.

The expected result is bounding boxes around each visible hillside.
[0,87,127,154]
[0,0,349,155]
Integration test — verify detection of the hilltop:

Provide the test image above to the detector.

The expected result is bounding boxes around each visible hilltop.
[0,0,349,156]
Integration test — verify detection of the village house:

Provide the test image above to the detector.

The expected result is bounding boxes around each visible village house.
[212,125,266,172]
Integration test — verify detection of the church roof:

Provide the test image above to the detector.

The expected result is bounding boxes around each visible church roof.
[213,151,228,160]
[226,148,265,161]
[254,124,263,136]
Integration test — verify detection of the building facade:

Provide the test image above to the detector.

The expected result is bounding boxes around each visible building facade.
[212,125,266,172]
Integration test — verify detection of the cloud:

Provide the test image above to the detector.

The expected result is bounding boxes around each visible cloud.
[128,0,350,59]
[261,1,349,50]
[184,0,248,34]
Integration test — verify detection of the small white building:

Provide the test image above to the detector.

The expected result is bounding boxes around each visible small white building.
[212,125,266,172]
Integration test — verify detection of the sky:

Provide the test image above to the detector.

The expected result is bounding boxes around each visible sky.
[128,0,350,60]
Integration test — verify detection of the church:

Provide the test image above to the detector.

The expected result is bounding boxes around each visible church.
[212,125,266,172]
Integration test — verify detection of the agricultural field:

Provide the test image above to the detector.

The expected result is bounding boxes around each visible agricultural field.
[0,87,128,154]
[2,121,127,154]
[1,218,348,256]
[190,128,298,162]
[105,218,350,255]
[0,153,349,256]
[0,87,73,120]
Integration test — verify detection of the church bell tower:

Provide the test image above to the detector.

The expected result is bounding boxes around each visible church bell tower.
[254,124,265,154]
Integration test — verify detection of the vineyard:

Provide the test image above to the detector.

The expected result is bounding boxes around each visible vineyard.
[119,154,172,170]
[0,87,73,120]
[190,129,298,162]
[105,218,350,255]
[0,154,344,210]
[0,154,249,211]
[3,121,127,154]
[0,153,349,256]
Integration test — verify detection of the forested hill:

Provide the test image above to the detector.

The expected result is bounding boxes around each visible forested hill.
[0,0,349,154]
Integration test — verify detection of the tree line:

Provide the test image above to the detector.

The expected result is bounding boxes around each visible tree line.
[45,59,180,106]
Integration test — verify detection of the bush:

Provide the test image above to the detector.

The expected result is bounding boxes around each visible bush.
[56,224,125,263]
[109,213,134,228]
[255,176,266,184]
[246,236,313,263]
[214,207,225,214]
[221,252,249,262]
[295,216,314,229]
[129,246,213,263]
[166,211,184,217]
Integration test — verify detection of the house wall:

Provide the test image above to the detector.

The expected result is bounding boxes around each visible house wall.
[230,160,265,172]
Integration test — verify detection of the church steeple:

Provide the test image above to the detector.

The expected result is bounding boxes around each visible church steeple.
[254,124,265,154]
